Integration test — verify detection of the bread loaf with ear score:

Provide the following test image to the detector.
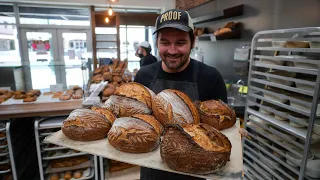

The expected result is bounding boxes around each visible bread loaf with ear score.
[195,99,236,130]
[152,89,200,126]
[62,109,112,141]
[161,123,231,174]
[104,82,155,117]
[108,114,163,153]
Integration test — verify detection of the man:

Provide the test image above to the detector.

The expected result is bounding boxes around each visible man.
[134,9,227,180]
[136,41,158,67]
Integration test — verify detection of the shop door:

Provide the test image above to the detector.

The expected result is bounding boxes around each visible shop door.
[20,28,91,91]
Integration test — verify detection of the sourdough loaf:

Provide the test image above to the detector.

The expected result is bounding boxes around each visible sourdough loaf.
[104,95,152,117]
[161,123,231,174]
[108,114,163,153]
[152,89,199,126]
[91,107,116,124]
[62,109,112,141]
[195,99,236,130]
[114,82,155,108]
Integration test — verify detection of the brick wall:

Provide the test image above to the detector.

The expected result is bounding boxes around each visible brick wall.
[176,0,211,10]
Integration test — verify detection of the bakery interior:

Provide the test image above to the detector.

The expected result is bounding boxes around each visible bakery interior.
[0,0,320,179]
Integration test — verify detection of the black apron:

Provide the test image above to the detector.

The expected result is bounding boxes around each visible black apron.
[140,61,204,180]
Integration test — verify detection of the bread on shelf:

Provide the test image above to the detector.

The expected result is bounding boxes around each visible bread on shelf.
[108,114,163,153]
[152,89,200,126]
[62,109,112,141]
[195,99,236,130]
[91,106,116,124]
[161,123,231,174]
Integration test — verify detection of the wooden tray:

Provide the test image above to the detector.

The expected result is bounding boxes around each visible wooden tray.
[45,121,243,179]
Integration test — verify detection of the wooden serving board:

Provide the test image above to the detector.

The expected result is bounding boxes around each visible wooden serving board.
[45,121,243,179]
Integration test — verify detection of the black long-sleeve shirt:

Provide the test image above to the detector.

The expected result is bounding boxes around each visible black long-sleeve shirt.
[139,54,158,67]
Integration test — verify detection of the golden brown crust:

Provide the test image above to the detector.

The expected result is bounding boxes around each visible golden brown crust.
[109,162,135,172]
[49,173,59,180]
[132,114,163,136]
[64,171,72,180]
[91,107,116,124]
[23,96,37,102]
[93,68,102,75]
[161,123,231,174]
[62,109,111,141]
[112,76,122,83]
[59,94,71,101]
[195,100,236,130]
[72,93,83,99]
[104,95,152,117]
[114,82,155,108]
[103,72,112,81]
[152,89,199,126]
[0,90,8,95]
[13,92,26,99]
[50,156,89,168]
[73,170,83,179]
[108,117,160,153]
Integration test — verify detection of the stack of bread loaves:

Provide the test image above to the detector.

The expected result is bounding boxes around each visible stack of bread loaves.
[61,82,236,175]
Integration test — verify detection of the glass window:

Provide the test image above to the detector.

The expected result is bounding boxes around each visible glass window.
[0,4,16,24]
[0,25,21,66]
[19,6,90,26]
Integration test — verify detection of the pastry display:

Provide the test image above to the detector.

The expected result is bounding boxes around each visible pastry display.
[195,99,236,130]
[108,114,163,153]
[104,95,152,117]
[52,92,64,98]
[26,89,41,96]
[63,171,72,180]
[13,92,26,99]
[48,168,90,180]
[91,106,116,124]
[23,96,37,102]
[109,160,136,172]
[62,109,112,141]
[161,123,231,174]
[102,84,116,97]
[73,170,83,179]
[152,89,200,126]
[49,173,59,180]
[59,94,71,101]
[50,156,89,168]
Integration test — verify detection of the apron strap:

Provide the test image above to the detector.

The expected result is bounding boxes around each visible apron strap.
[152,62,162,82]
[192,60,199,83]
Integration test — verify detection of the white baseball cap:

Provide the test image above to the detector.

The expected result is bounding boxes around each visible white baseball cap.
[139,41,151,49]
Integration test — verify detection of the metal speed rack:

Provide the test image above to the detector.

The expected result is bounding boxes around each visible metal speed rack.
[243,27,320,180]
[99,157,140,180]
[35,116,99,180]
[0,121,17,180]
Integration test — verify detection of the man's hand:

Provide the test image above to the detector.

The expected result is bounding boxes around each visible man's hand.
[239,128,248,137]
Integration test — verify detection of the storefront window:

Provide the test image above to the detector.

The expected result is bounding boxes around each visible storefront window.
[0,25,20,66]
[19,6,90,26]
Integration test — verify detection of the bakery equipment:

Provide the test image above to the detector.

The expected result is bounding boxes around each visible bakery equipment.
[34,116,99,180]
[243,27,320,180]
[99,157,140,180]
[0,121,17,180]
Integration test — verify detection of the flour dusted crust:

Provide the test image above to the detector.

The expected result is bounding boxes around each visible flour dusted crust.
[195,99,236,130]
[152,89,200,126]
[104,95,152,117]
[108,115,161,153]
[91,107,116,124]
[161,123,231,174]
[114,82,155,108]
[62,109,112,141]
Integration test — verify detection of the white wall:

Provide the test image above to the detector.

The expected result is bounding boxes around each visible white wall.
[0,0,176,10]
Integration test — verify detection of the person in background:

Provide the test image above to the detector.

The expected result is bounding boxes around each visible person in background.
[136,41,158,67]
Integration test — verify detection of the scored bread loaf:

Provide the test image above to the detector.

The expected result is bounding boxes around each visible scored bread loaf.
[152,89,199,126]
[62,109,112,141]
[195,99,236,130]
[108,114,163,153]
[114,82,155,108]
[104,95,152,117]
[161,123,231,174]
[91,107,116,124]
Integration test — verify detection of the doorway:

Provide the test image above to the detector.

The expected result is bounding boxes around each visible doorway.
[20,28,91,91]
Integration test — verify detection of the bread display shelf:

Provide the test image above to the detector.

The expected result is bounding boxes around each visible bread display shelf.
[45,121,242,180]
[254,55,320,64]
[42,151,88,161]
[0,137,6,141]
[0,152,8,157]
[106,166,140,180]
[253,61,318,76]
[0,168,11,174]
[46,167,94,180]
[44,159,93,174]
[0,145,7,149]
[0,128,5,132]
[42,146,68,152]
[257,38,320,42]
[0,159,9,165]
[256,47,320,53]
[40,132,54,138]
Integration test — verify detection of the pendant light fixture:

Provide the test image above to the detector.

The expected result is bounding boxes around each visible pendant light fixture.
[105,16,110,23]
[108,0,119,2]
[108,6,113,16]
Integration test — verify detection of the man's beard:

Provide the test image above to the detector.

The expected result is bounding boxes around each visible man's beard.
[162,53,189,70]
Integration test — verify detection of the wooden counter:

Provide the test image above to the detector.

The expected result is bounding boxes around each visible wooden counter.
[0,100,82,119]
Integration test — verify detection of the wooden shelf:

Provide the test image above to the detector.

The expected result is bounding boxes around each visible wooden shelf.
[192,4,243,25]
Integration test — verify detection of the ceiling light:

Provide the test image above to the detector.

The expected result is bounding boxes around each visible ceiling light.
[105,17,110,23]
[108,6,113,16]
[108,0,119,3]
